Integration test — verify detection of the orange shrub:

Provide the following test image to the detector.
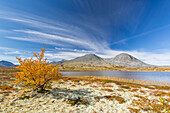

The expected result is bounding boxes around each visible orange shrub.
[15,47,62,91]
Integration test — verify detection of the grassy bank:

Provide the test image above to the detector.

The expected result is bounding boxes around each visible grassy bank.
[59,67,170,72]
[66,76,170,89]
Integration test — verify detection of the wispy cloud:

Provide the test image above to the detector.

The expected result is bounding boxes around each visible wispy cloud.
[111,24,170,45]
[13,30,89,46]
[3,51,21,55]
[1,6,170,66]
[6,36,66,47]
[0,8,110,52]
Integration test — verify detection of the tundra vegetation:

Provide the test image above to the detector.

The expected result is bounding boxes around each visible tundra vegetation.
[0,72,170,112]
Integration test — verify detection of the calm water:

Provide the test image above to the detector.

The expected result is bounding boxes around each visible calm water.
[62,71,170,83]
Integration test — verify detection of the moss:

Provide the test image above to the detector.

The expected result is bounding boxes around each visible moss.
[153,85,170,90]
[66,97,89,106]
[0,91,12,94]
[18,96,30,100]
[94,97,100,102]
[71,79,80,82]
[101,88,113,92]
[120,85,131,89]
[129,88,139,92]
[90,85,97,88]
[58,81,64,84]
[37,89,50,94]
[139,90,146,94]
[10,102,15,106]
[104,95,126,104]
[0,85,13,90]
[71,84,76,87]
[103,84,113,87]
[102,80,113,83]
[117,89,125,92]
[131,94,170,112]
[45,84,52,89]
[127,107,140,113]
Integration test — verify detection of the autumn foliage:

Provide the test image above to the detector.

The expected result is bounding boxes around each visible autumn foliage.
[15,47,62,91]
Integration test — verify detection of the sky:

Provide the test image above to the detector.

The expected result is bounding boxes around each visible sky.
[1,0,170,65]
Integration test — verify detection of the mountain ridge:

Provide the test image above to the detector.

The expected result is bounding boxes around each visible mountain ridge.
[104,53,155,68]
[0,60,15,67]
[61,54,114,68]
[53,53,156,68]
[69,54,104,62]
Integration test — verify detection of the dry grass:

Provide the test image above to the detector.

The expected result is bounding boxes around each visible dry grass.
[128,88,139,92]
[58,66,170,72]
[150,90,170,97]
[131,94,170,112]
[66,97,89,106]
[90,85,97,88]
[0,90,12,94]
[117,89,125,92]
[104,95,126,104]
[139,90,147,94]
[94,97,100,102]
[120,85,131,89]
[101,88,113,92]
[67,76,170,90]
[0,85,17,91]
[127,107,140,113]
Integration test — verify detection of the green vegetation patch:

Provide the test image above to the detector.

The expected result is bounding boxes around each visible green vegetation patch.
[37,89,50,94]
[18,96,30,100]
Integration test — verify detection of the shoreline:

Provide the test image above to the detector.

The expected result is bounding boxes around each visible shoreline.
[61,69,170,73]
[59,68,170,72]
[66,76,170,88]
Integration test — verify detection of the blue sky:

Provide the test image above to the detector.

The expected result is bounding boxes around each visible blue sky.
[1,0,170,65]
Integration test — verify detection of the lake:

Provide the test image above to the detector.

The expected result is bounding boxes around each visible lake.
[62,71,170,83]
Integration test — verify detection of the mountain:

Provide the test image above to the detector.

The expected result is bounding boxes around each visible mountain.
[53,53,156,69]
[0,60,15,67]
[70,54,103,62]
[62,54,114,68]
[104,53,155,68]
[51,59,68,65]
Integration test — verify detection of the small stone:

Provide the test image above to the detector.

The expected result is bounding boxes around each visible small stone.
[51,100,55,103]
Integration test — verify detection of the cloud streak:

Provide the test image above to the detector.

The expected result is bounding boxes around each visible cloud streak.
[13,30,89,46]
[0,10,108,52]
[111,24,170,45]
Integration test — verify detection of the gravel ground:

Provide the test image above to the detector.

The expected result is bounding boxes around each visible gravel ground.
[0,79,169,113]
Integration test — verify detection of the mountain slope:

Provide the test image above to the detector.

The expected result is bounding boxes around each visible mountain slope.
[62,54,114,68]
[0,60,15,67]
[51,59,67,65]
[70,54,104,62]
[105,53,154,68]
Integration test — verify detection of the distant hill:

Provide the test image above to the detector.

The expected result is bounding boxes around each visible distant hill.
[0,60,15,67]
[104,53,155,68]
[61,54,114,68]
[70,54,103,62]
[51,59,68,65]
